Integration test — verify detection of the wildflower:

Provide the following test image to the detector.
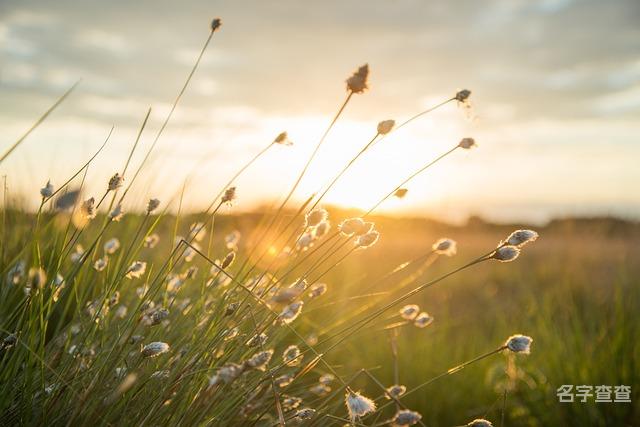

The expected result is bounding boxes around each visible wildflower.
[109,204,124,221]
[458,137,477,149]
[104,238,120,255]
[455,89,472,103]
[211,18,222,32]
[144,234,160,248]
[294,408,316,420]
[282,345,302,366]
[146,198,160,214]
[392,409,422,426]
[6,261,26,285]
[245,349,274,370]
[221,186,236,205]
[386,384,407,399]
[345,390,376,420]
[55,189,80,210]
[311,383,331,396]
[40,180,54,198]
[246,333,268,347]
[296,231,314,251]
[141,341,169,358]
[314,220,330,238]
[467,419,493,427]
[377,119,395,135]
[210,363,244,385]
[225,230,241,249]
[70,245,84,263]
[273,131,292,146]
[346,64,369,94]
[108,173,124,191]
[432,238,457,256]
[319,373,335,385]
[504,229,538,247]
[399,304,420,320]
[221,251,236,269]
[306,208,328,228]
[145,308,169,326]
[114,305,127,319]
[27,267,47,290]
[308,282,327,298]
[275,374,294,387]
[125,261,147,279]
[279,301,304,324]
[505,334,533,354]
[356,230,380,248]
[492,246,520,262]
[414,312,433,328]
[339,217,369,236]
[282,395,303,410]
[93,257,108,272]
[81,197,96,219]
[394,188,408,199]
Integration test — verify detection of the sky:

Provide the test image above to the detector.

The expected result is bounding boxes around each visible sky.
[0,0,639,224]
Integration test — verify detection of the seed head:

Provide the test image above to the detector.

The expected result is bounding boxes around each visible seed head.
[210,363,244,385]
[394,188,408,199]
[211,18,222,32]
[282,345,302,366]
[246,333,268,347]
[345,390,376,420]
[147,198,160,214]
[275,374,294,387]
[458,137,477,149]
[339,217,373,236]
[314,220,331,238]
[144,234,160,248]
[294,408,316,420]
[55,189,80,211]
[308,282,328,298]
[346,64,370,94]
[392,409,422,426]
[125,261,147,279]
[492,246,520,262]
[319,373,335,385]
[385,384,406,399]
[245,349,274,370]
[221,187,236,205]
[274,131,292,146]
[455,89,472,103]
[505,334,532,354]
[504,229,538,247]
[27,267,47,290]
[141,341,169,358]
[414,312,433,328]
[221,251,236,269]
[279,301,304,324]
[40,180,54,198]
[399,304,420,320]
[282,395,303,410]
[356,230,380,249]
[93,257,108,272]
[81,197,96,219]
[296,231,314,251]
[108,173,124,191]
[377,119,395,135]
[7,261,26,285]
[109,204,124,221]
[104,237,120,254]
[310,383,331,396]
[467,419,493,427]
[225,230,241,249]
[432,238,457,256]
[306,208,328,228]
[2,334,17,349]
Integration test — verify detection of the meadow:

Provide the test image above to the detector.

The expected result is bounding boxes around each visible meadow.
[1,18,638,427]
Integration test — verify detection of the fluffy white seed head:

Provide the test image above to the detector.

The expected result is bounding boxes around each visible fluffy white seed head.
[109,204,124,221]
[245,349,274,370]
[492,246,520,262]
[377,119,395,135]
[314,220,331,239]
[282,345,302,366]
[385,384,407,399]
[93,257,108,272]
[108,173,124,191]
[414,312,434,328]
[308,283,328,298]
[141,342,169,358]
[345,390,376,420]
[104,238,120,255]
[399,304,420,320]
[394,188,408,199]
[346,64,369,94]
[144,234,160,248]
[279,301,304,324]
[505,334,533,354]
[273,131,292,146]
[221,187,236,204]
[504,229,538,247]
[295,408,316,420]
[125,261,147,279]
[319,373,335,385]
[455,89,472,103]
[211,18,222,32]
[392,409,422,426]
[146,198,160,214]
[356,230,380,249]
[40,180,54,198]
[467,419,493,427]
[306,208,328,228]
[432,238,457,256]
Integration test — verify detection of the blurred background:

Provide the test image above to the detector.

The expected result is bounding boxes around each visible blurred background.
[1,0,639,223]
